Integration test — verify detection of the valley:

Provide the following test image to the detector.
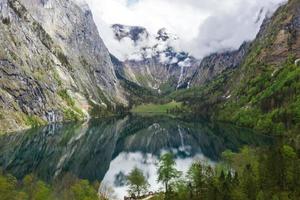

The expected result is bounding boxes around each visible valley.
[0,0,300,199]
[0,0,293,134]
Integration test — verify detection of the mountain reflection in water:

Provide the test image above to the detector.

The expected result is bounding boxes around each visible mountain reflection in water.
[0,115,272,199]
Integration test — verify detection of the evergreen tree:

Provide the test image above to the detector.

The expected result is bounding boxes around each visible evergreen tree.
[157,153,181,195]
[187,161,205,198]
[126,167,149,197]
[241,164,258,200]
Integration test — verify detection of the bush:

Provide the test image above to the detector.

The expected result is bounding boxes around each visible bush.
[63,109,82,121]
[25,115,46,128]
[58,90,75,107]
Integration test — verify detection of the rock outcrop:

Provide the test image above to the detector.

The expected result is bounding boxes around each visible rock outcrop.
[0,0,126,132]
[191,42,250,86]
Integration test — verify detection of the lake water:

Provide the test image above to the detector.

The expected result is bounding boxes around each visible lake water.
[0,115,271,199]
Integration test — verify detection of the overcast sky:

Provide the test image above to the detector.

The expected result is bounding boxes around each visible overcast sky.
[83,0,287,60]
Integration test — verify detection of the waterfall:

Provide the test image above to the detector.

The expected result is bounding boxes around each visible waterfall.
[176,66,185,89]
[178,125,185,151]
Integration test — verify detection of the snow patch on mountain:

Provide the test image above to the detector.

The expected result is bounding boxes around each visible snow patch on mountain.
[110,24,200,90]
[111,24,185,63]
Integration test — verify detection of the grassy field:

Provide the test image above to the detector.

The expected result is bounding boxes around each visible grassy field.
[131,101,182,113]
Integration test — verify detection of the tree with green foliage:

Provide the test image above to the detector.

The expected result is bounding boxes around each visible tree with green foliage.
[187,161,206,198]
[157,153,181,194]
[23,174,52,200]
[149,141,300,200]
[126,167,149,197]
[0,172,102,200]
[241,164,258,200]
[71,180,99,200]
[0,173,18,200]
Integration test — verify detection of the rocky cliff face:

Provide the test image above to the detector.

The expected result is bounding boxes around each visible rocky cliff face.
[191,42,250,86]
[19,0,126,104]
[0,0,126,132]
[249,0,300,66]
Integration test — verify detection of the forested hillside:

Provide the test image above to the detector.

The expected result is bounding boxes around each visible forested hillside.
[168,0,300,135]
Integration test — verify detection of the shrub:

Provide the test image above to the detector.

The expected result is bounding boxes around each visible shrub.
[25,115,46,128]
[58,90,75,107]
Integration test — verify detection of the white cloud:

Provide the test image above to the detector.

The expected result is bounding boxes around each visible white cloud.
[82,0,287,59]
[185,0,288,57]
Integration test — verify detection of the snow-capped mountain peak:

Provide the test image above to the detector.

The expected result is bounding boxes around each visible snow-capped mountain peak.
[111,24,194,65]
[111,24,200,90]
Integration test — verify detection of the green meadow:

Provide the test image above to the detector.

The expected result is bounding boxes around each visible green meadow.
[131,101,182,113]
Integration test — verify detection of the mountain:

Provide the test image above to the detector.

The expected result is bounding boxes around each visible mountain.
[112,24,253,94]
[112,24,200,93]
[171,0,300,135]
[190,42,250,86]
[0,0,126,132]
[0,0,296,134]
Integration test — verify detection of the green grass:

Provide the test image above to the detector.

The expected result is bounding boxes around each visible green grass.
[131,101,182,113]
[25,115,46,128]
[58,89,75,107]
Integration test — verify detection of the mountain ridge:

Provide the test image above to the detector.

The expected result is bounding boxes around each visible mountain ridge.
[111,23,251,93]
